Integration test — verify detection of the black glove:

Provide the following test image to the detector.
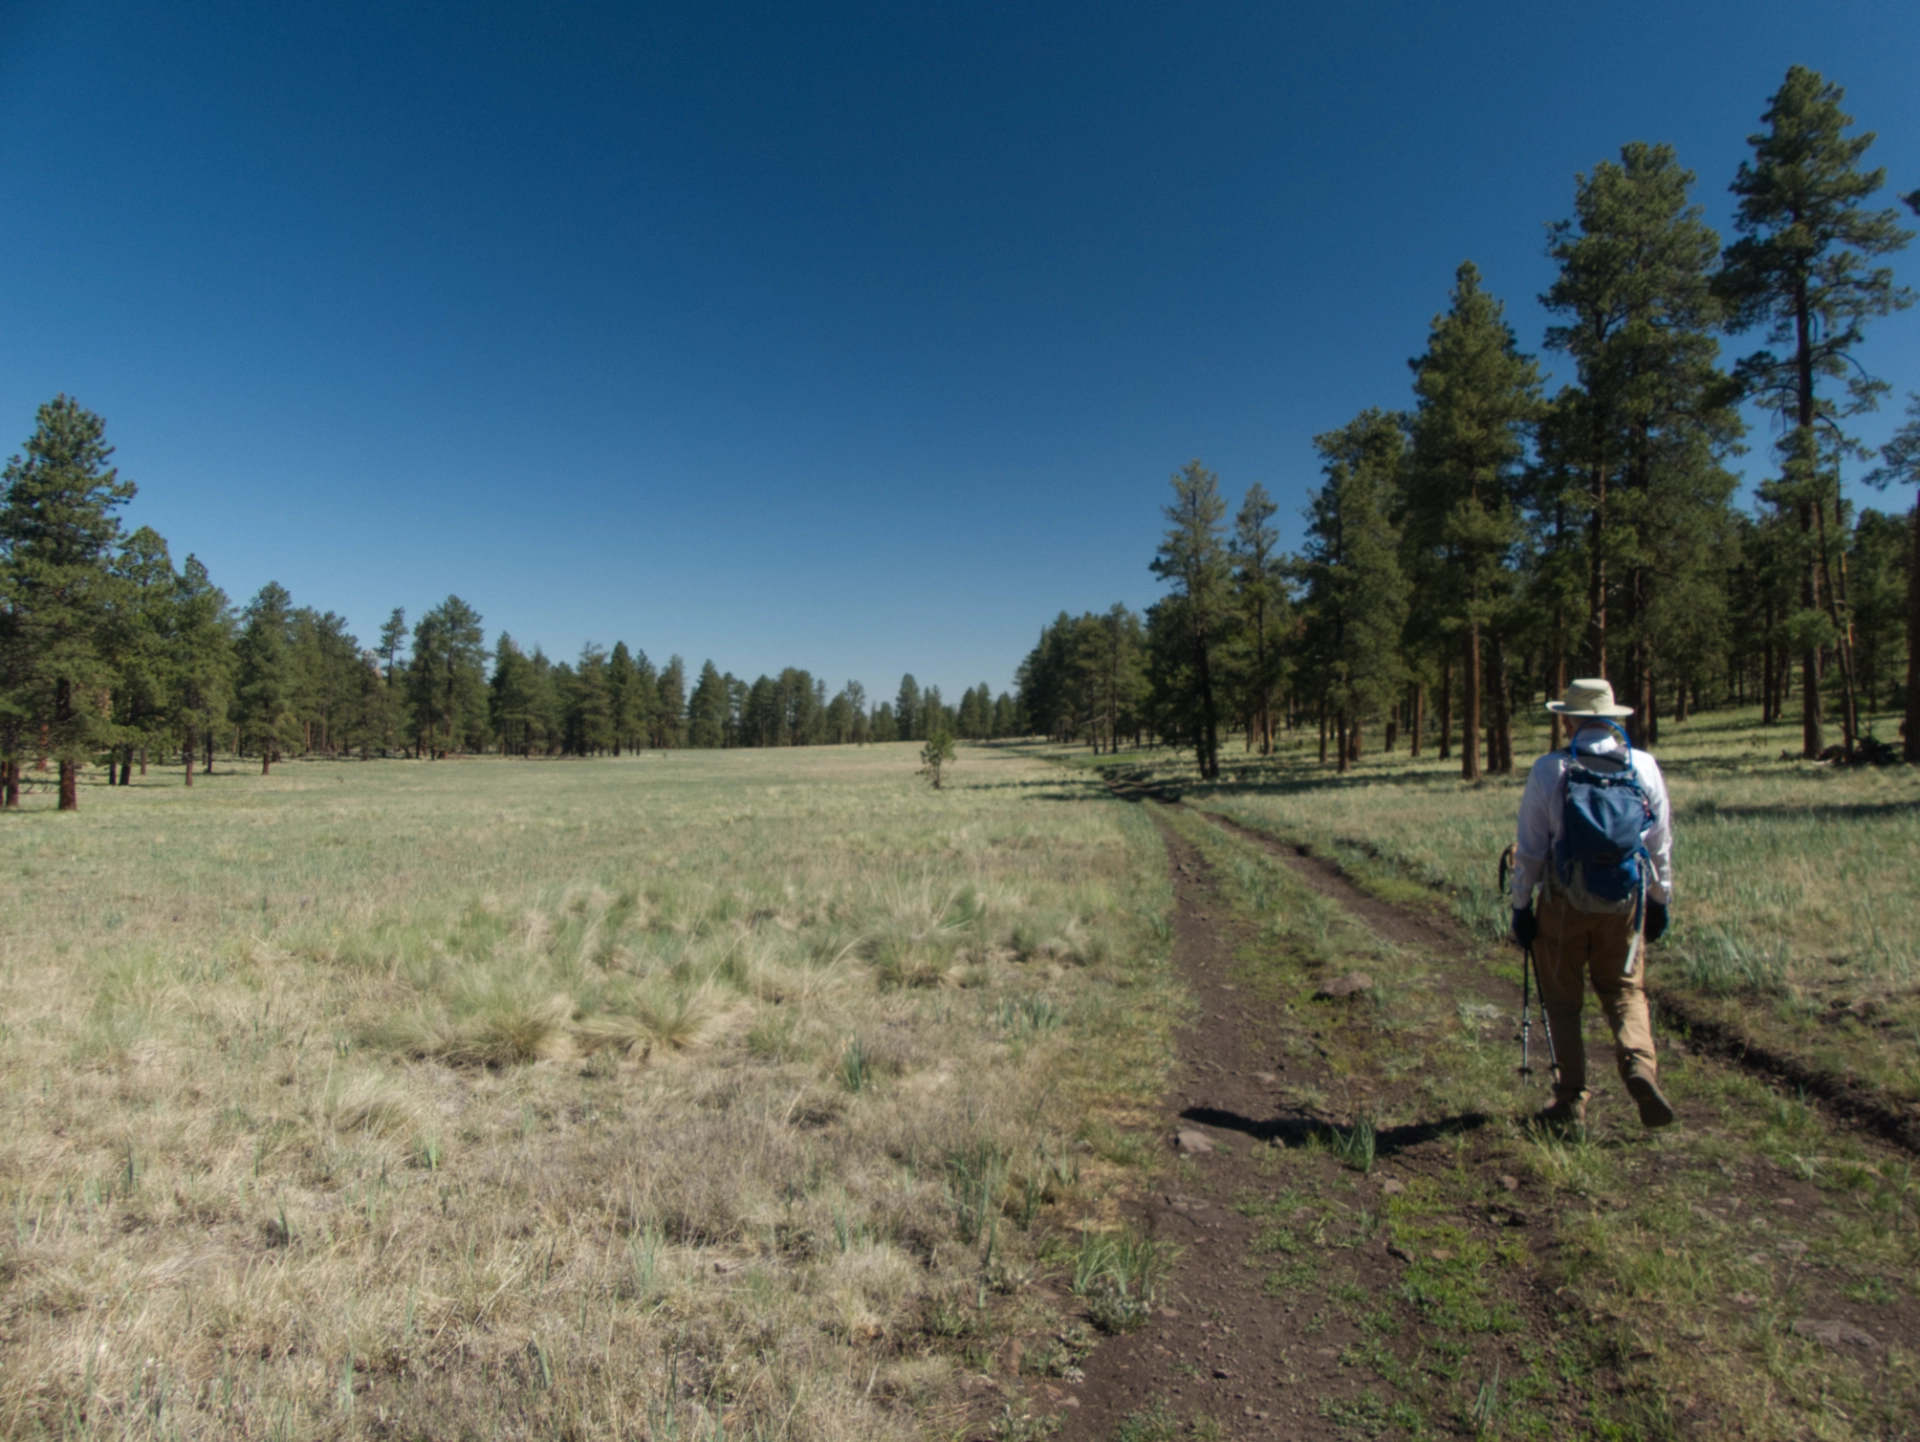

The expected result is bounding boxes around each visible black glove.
[1644,900,1669,944]
[1511,906,1538,948]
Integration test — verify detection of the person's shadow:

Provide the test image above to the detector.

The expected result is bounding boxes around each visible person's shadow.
[1179,1105,1492,1160]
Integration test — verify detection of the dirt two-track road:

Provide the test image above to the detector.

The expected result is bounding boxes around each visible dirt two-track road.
[1022,783,1920,1441]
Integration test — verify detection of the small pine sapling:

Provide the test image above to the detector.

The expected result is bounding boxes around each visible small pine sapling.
[918,729,956,789]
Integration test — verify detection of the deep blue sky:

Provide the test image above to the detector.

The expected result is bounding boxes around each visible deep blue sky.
[3,2,1917,699]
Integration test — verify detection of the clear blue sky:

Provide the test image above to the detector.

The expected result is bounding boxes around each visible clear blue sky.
[3,1,1917,700]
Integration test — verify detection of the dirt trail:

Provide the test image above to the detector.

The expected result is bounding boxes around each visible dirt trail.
[1038,804,1568,1440]
[1023,783,1920,1439]
[1208,804,1920,1159]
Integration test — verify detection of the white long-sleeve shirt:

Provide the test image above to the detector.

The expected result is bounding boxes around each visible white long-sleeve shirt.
[1510,724,1672,909]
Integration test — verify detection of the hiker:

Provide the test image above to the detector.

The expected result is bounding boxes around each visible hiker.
[1508,678,1675,1130]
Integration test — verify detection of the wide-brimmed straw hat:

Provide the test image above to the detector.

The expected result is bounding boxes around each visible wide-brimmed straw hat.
[1545,677,1636,719]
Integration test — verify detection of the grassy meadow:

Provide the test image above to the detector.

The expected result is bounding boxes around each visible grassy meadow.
[1064,707,1920,1112]
[1,745,1179,1440]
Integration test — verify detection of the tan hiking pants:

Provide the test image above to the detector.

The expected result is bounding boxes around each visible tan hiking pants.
[1534,892,1658,1106]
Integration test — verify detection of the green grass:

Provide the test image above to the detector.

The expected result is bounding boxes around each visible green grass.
[1034,705,1920,1111]
[0,743,1180,1440]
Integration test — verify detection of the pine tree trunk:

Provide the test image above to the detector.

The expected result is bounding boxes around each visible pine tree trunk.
[1196,645,1220,781]
[184,727,196,787]
[1336,714,1350,774]
[1549,649,1567,751]
[54,679,78,810]
[1488,633,1513,776]
[1639,654,1660,748]
[3,759,17,808]
[1318,702,1328,765]
[1800,640,1821,758]
[1461,625,1482,782]
[1907,496,1920,762]
[1438,664,1453,761]
[1588,459,1608,677]
[1793,476,1825,755]
[1812,481,1860,756]
[1350,717,1363,764]
[1410,683,1424,759]
[1762,608,1776,724]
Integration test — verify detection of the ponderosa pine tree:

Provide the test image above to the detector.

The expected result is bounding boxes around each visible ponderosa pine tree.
[1521,395,1594,749]
[488,634,538,754]
[654,656,686,748]
[1149,460,1232,779]
[235,582,298,773]
[568,644,614,755]
[824,686,856,744]
[1300,410,1411,771]
[1084,608,1145,753]
[407,596,486,757]
[170,555,232,784]
[102,526,176,783]
[1719,66,1915,757]
[1229,483,1288,754]
[894,674,921,742]
[0,397,134,809]
[687,660,728,748]
[844,680,867,744]
[289,608,364,756]
[1405,264,1543,779]
[1543,143,1739,741]
[1865,394,1920,759]
[375,607,408,755]
[629,649,660,748]
[1845,506,1908,720]
[607,642,640,754]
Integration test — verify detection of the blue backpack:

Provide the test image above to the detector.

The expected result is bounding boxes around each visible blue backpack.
[1552,721,1653,915]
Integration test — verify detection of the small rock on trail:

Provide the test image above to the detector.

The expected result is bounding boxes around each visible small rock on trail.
[1792,1318,1880,1348]
[1314,971,1374,999]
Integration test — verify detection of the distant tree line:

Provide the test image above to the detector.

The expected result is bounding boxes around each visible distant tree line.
[0,401,1023,810]
[1020,66,1920,777]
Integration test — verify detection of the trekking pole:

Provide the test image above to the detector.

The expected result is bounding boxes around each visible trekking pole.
[1500,843,1538,1078]
[1526,942,1560,1088]
[1520,940,1534,1076]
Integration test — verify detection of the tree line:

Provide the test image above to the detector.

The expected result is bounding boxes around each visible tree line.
[1019,66,1920,778]
[0,400,1022,810]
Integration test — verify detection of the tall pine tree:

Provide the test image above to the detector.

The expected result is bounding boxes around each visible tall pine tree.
[1300,411,1411,771]
[1148,460,1232,779]
[1720,66,1915,757]
[1542,141,1741,742]
[0,397,134,809]
[1405,264,1542,779]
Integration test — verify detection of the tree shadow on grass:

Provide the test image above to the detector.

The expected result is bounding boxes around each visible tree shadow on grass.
[1677,797,1919,823]
[1179,1105,1493,1160]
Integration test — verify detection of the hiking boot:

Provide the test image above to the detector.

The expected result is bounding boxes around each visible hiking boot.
[1626,1075,1676,1129]
[1535,1098,1585,1132]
